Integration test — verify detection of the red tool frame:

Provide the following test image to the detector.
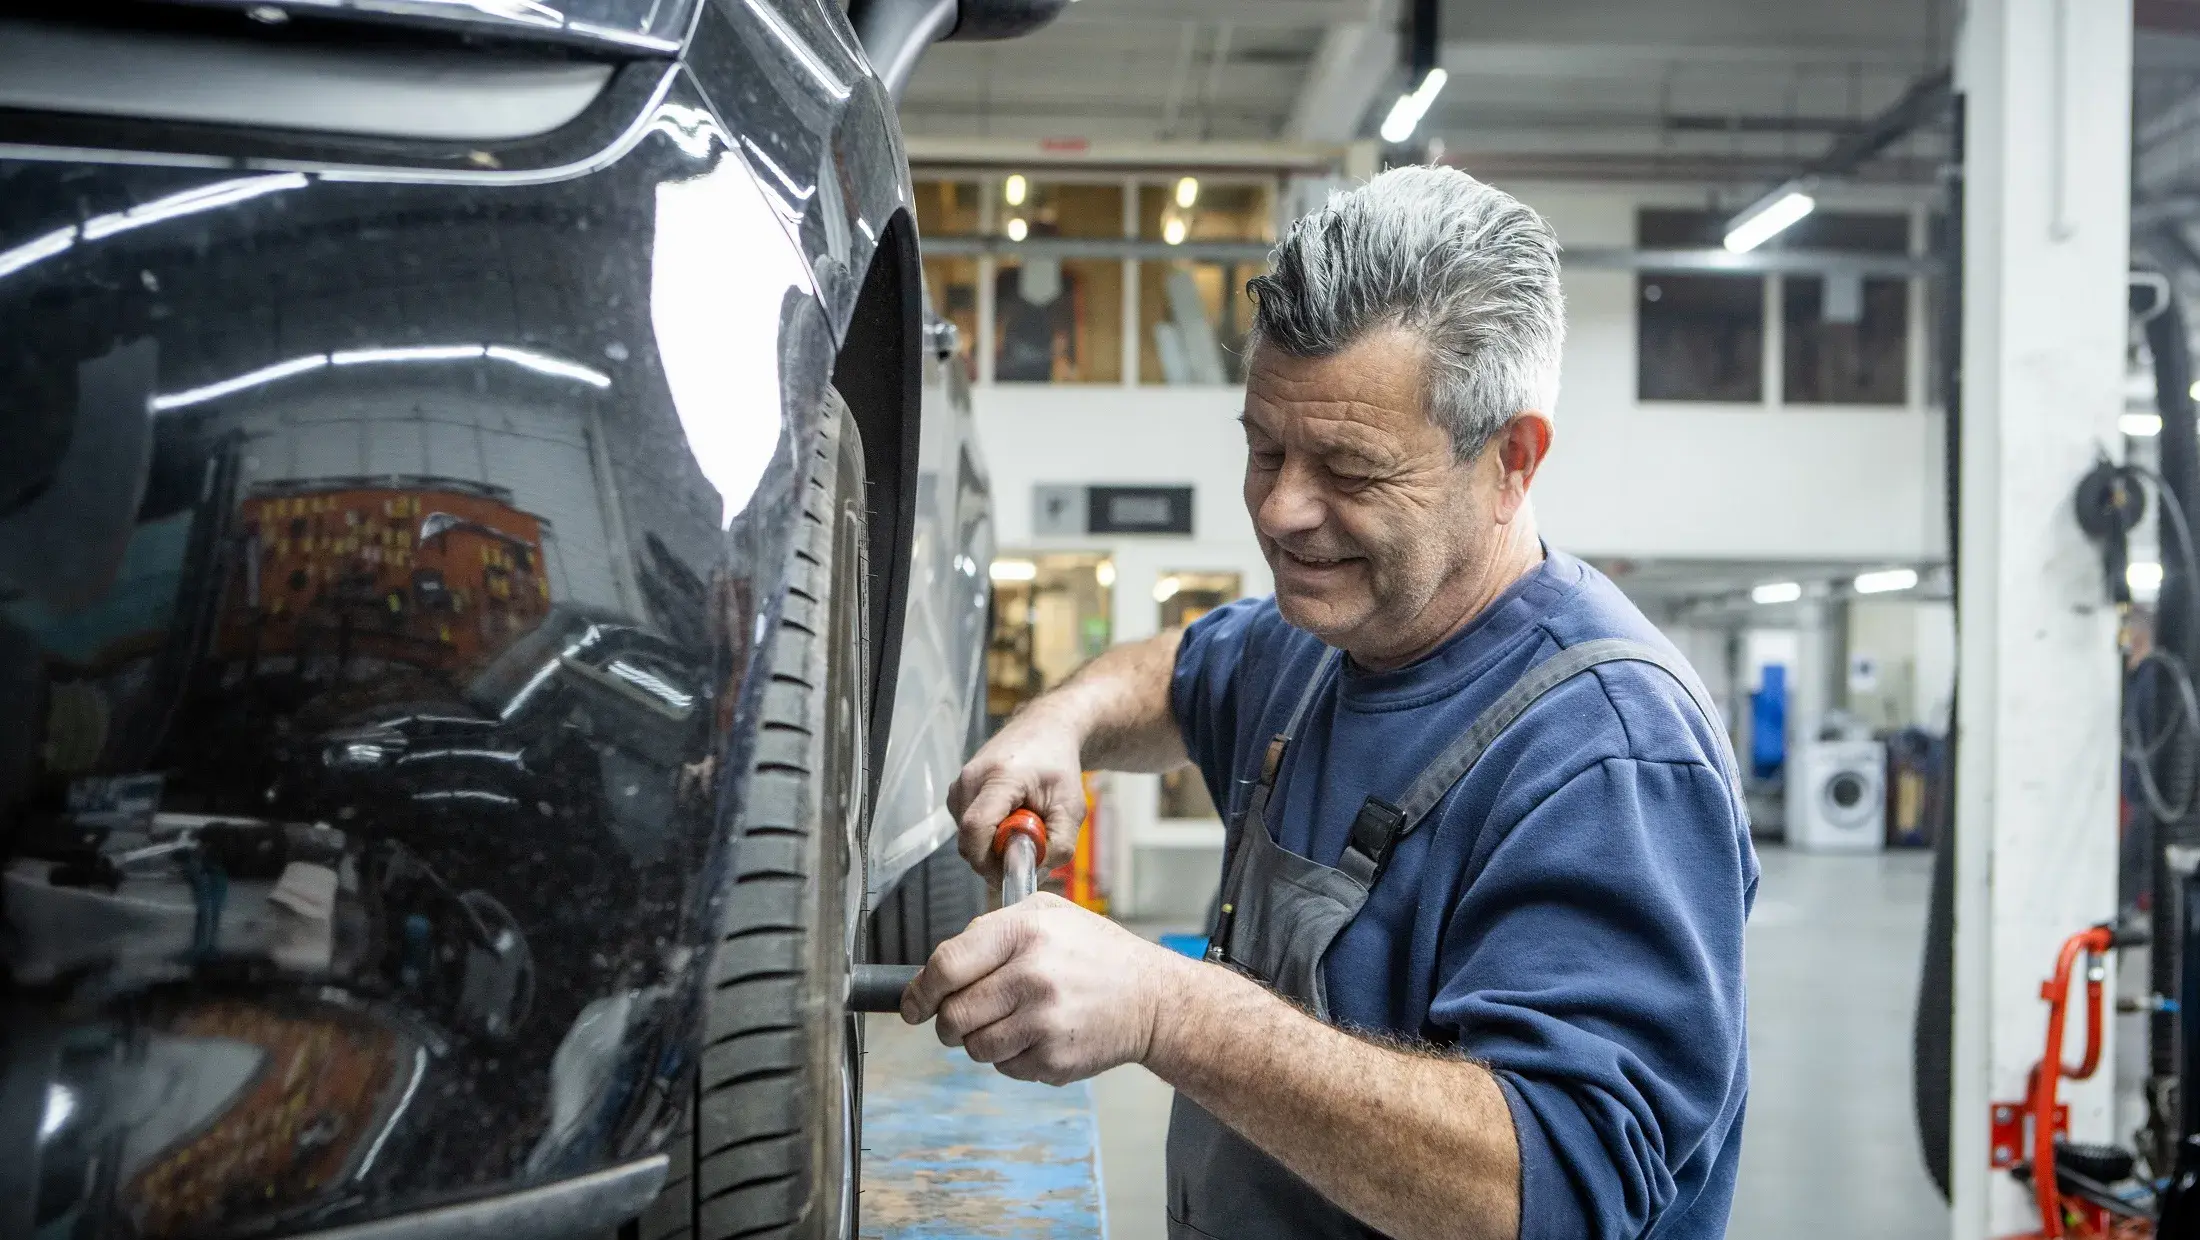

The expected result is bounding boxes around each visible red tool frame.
[1998,924,2124,1240]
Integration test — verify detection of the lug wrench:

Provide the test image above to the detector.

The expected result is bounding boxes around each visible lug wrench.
[847,809,1046,1012]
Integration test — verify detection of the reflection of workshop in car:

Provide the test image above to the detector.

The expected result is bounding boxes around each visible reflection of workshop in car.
[218,485,551,678]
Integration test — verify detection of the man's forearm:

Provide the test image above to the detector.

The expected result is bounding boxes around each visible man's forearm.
[1024,628,1187,772]
[1145,958,1522,1240]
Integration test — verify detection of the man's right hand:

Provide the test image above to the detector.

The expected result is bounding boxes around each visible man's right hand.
[948,705,1087,881]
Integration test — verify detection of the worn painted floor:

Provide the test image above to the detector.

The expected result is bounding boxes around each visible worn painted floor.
[861,846,1950,1239]
[861,1013,1107,1240]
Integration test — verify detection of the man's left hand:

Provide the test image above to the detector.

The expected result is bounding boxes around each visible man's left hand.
[900,892,1192,1086]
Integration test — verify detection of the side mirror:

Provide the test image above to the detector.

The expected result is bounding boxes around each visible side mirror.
[849,0,1071,103]
[945,0,1073,42]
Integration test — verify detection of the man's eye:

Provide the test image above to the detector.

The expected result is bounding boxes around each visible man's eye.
[1250,448,1284,469]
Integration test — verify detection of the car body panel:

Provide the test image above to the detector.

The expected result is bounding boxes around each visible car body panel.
[0,4,990,1233]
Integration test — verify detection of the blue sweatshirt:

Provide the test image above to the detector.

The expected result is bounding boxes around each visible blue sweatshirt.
[1170,548,1756,1240]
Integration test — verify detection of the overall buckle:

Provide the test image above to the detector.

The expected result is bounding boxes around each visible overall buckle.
[1346,797,1407,880]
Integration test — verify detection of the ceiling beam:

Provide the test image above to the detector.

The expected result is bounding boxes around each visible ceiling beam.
[1284,0,1396,143]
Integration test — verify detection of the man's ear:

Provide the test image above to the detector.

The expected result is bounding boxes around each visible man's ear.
[1491,413,1553,523]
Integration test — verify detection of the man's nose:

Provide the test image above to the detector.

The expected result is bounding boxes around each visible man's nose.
[1255,457,1326,541]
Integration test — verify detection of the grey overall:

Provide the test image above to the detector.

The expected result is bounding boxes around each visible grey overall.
[1164,638,1732,1239]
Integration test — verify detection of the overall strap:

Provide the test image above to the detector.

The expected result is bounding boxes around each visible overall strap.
[1334,638,1733,886]
[1258,647,1342,787]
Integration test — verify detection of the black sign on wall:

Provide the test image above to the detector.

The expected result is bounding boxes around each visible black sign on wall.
[1085,485,1194,535]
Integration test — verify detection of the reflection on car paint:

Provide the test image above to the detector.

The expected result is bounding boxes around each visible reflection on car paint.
[0,65,823,1236]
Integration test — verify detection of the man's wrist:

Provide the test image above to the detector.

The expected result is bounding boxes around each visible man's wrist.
[1016,686,1100,755]
[1141,950,1228,1082]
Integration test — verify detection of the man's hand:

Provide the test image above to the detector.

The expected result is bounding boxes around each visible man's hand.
[900,893,1193,1086]
[947,708,1088,879]
[946,628,1190,879]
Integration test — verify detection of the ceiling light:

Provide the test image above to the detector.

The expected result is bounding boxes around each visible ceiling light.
[2123,412,2164,437]
[1006,217,1029,242]
[1174,176,1200,209]
[1853,568,1919,595]
[989,558,1037,582]
[1723,187,1816,253]
[2189,379,2200,401]
[1004,174,1027,207]
[1153,575,1181,602]
[2130,561,2165,594]
[1378,67,1448,144]
[1095,560,1116,588]
[1751,581,1803,605]
[1162,217,1187,246]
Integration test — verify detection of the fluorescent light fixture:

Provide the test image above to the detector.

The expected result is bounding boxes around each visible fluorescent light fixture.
[1162,217,1188,246]
[1095,560,1116,588]
[989,559,1037,582]
[0,226,75,280]
[487,345,613,388]
[1853,568,1919,595]
[1751,581,1803,605]
[332,344,485,366]
[1723,188,1816,253]
[80,173,308,242]
[1153,575,1182,603]
[2123,412,2165,437]
[1175,176,1200,209]
[151,343,611,412]
[153,354,328,411]
[1004,174,1028,207]
[1,173,311,286]
[1006,217,1029,242]
[2131,561,2165,594]
[2189,379,2200,401]
[1378,67,1448,144]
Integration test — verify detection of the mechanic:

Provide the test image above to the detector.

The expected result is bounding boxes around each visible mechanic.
[902,165,1757,1240]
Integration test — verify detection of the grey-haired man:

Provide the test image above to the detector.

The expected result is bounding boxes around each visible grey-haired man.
[903,166,1756,1240]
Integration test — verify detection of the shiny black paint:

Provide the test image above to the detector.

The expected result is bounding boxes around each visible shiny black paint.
[0,2,922,1231]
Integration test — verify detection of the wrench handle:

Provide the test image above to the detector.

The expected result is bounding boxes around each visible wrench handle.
[993,808,1046,906]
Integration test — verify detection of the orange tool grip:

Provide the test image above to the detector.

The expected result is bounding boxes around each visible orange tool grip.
[992,808,1047,860]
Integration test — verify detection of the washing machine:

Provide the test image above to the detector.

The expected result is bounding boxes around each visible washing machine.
[1788,739,1887,852]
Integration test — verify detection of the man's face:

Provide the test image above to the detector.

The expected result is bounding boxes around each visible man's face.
[1240,328,1540,667]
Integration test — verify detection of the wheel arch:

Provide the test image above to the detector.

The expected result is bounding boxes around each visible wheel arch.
[830,206,923,808]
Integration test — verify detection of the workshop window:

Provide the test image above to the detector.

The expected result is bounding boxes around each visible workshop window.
[1778,213,1911,406]
[1136,181,1270,386]
[1637,210,1764,403]
[1636,207,1915,407]
[1155,571,1242,820]
[992,182,1124,384]
[914,180,980,370]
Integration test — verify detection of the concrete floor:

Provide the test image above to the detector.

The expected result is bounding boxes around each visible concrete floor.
[873,844,1952,1237]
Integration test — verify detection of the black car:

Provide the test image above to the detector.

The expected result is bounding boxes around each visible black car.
[0,2,1056,1237]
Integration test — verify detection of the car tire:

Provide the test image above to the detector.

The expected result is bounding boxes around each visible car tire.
[638,389,868,1240]
[866,836,986,967]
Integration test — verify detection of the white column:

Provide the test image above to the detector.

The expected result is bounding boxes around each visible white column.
[1787,596,1832,752]
[1950,2,2132,1236]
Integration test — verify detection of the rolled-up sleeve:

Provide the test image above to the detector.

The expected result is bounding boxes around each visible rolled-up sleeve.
[1428,756,1752,1240]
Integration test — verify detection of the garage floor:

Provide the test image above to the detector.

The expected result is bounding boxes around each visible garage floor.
[864,846,1947,1238]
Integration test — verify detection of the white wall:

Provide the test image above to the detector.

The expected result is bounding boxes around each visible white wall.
[1510,181,1947,562]
[972,180,1947,567]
